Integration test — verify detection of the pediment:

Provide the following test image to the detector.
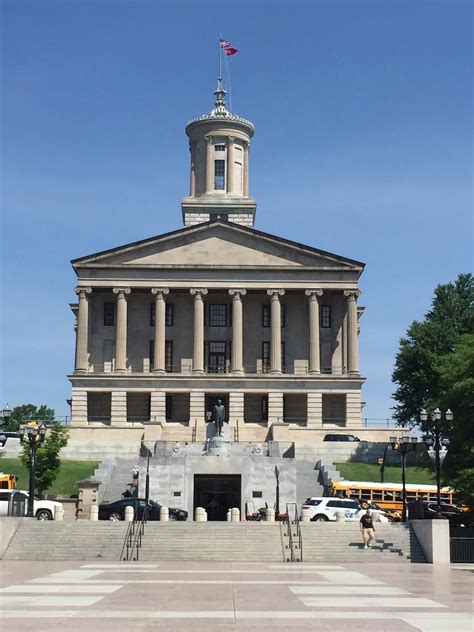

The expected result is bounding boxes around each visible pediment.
[72,222,363,271]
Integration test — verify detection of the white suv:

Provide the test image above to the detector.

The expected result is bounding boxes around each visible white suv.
[0,489,63,520]
[302,497,389,522]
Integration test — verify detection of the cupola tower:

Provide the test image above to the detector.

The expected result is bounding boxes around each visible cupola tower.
[181,78,256,227]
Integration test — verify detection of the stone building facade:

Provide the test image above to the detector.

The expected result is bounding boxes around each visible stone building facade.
[68,79,369,454]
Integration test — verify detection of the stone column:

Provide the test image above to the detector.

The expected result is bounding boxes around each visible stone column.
[243,141,250,197]
[226,136,235,193]
[229,288,246,374]
[305,289,323,374]
[113,287,131,373]
[151,288,169,374]
[189,140,196,196]
[205,135,214,194]
[267,289,285,374]
[190,288,208,374]
[74,287,92,373]
[344,290,361,375]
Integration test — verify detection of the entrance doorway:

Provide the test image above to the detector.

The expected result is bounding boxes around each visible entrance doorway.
[193,474,241,521]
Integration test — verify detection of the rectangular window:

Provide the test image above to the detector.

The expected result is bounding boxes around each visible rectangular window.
[165,394,172,421]
[214,160,225,190]
[261,395,268,421]
[209,304,227,327]
[262,304,285,327]
[207,341,227,373]
[150,303,174,327]
[104,302,115,326]
[165,340,173,373]
[262,341,270,373]
[214,144,225,151]
[321,305,331,328]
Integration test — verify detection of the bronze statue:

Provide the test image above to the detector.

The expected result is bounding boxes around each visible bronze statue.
[213,399,226,436]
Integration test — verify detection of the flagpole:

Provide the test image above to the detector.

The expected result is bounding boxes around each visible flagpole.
[219,33,222,79]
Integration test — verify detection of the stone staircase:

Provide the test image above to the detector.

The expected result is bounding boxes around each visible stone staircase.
[93,457,138,502]
[300,522,426,562]
[136,523,285,561]
[2,521,128,560]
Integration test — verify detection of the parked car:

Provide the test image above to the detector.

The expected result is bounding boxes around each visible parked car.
[358,499,401,522]
[323,434,361,442]
[0,489,63,520]
[302,497,389,522]
[98,497,188,521]
[422,502,464,521]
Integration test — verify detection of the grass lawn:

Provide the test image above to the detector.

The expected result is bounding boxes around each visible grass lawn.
[0,458,100,496]
[335,462,436,485]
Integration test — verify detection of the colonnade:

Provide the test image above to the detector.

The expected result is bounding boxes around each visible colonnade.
[74,287,360,376]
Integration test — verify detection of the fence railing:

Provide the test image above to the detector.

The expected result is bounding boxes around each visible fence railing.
[450,528,474,563]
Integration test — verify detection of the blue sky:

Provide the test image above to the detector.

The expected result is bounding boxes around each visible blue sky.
[1,1,472,421]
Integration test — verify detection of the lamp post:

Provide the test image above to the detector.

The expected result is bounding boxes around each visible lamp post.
[420,408,452,519]
[19,422,47,517]
[389,435,418,523]
[379,443,392,483]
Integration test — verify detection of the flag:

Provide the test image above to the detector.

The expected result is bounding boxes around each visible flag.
[219,39,231,48]
[224,47,238,56]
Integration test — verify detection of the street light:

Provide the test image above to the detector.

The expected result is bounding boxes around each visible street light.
[19,422,47,517]
[2,405,12,426]
[389,435,418,523]
[420,408,452,519]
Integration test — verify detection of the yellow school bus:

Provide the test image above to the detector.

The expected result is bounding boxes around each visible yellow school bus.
[0,474,17,490]
[331,480,455,513]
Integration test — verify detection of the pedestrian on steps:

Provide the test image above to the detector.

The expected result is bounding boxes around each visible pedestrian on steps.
[360,508,375,549]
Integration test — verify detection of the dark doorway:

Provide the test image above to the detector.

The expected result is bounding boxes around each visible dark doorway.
[194,474,241,521]
[205,394,229,422]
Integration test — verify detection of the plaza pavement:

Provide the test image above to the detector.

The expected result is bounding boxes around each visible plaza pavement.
[0,560,472,631]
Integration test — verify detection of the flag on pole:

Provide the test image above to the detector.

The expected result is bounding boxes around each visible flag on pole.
[224,47,239,56]
[219,39,231,48]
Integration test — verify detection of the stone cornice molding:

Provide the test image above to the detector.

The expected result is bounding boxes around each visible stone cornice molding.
[190,288,208,297]
[113,287,131,298]
[305,289,324,300]
[344,290,361,300]
[151,288,170,299]
[75,287,92,299]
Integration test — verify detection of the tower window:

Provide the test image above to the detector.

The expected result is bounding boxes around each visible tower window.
[214,160,225,190]
[321,305,331,328]
[214,144,225,151]
[209,304,228,327]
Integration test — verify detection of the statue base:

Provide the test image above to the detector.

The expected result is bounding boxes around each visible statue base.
[207,431,230,456]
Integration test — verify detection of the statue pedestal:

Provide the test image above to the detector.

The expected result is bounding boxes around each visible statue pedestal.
[207,427,230,456]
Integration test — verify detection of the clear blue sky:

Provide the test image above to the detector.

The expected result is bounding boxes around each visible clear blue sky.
[1,1,472,421]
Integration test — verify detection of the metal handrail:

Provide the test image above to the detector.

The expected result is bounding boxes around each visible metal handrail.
[120,520,134,561]
[122,511,147,561]
[285,502,302,562]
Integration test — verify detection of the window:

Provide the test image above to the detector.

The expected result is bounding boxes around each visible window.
[207,341,227,373]
[104,302,115,326]
[262,304,285,327]
[149,340,173,372]
[321,305,331,328]
[262,342,285,373]
[209,304,228,327]
[150,303,174,327]
[261,395,268,422]
[214,159,225,190]
[210,213,228,221]
[214,144,225,151]
[304,499,322,507]
[165,394,172,421]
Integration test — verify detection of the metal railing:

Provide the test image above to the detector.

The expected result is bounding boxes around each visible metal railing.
[121,511,147,561]
[450,528,474,563]
[285,502,303,562]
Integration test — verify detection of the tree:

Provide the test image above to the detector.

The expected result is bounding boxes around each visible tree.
[20,422,69,496]
[6,404,55,432]
[392,273,474,505]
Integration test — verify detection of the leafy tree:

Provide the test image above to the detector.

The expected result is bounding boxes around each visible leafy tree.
[6,404,55,432]
[392,273,474,505]
[20,422,69,496]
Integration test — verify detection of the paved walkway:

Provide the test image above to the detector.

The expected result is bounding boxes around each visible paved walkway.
[0,560,472,631]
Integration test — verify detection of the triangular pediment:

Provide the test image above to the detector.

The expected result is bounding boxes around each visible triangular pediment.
[72,221,364,271]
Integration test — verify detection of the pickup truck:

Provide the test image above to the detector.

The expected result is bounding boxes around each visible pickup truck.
[0,489,63,520]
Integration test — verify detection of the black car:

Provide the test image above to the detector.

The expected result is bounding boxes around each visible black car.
[323,434,361,442]
[98,498,188,521]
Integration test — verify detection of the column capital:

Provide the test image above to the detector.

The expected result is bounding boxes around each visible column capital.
[190,288,208,297]
[267,289,285,297]
[343,289,361,300]
[113,287,131,298]
[243,140,250,150]
[228,288,247,298]
[227,135,236,143]
[305,288,323,299]
[151,287,170,298]
[75,287,92,299]
[204,135,214,145]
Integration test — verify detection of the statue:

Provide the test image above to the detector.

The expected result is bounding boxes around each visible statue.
[213,399,226,437]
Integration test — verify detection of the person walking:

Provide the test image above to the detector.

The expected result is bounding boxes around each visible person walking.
[360,508,375,549]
